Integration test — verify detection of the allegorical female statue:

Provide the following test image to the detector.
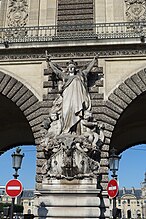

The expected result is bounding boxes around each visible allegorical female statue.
[46,55,98,135]
[41,53,103,180]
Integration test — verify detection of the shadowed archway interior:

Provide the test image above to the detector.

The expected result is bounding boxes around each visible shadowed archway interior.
[110,91,146,154]
[0,93,35,153]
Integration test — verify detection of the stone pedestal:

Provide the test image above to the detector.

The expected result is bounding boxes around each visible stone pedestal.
[34,178,101,218]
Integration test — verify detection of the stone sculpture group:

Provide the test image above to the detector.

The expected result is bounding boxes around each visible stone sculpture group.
[41,53,105,180]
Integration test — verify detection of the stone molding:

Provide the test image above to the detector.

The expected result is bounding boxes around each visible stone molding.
[1,49,146,61]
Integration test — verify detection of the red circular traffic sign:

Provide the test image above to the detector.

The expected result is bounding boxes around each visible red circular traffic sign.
[107,179,118,198]
[5,179,23,198]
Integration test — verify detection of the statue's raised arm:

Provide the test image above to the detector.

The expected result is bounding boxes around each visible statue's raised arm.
[46,52,64,80]
[83,55,98,75]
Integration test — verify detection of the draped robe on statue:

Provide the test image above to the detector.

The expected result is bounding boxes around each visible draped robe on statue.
[49,58,96,134]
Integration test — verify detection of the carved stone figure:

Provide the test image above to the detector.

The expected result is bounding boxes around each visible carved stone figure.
[6,0,28,37]
[40,54,104,181]
[46,54,98,135]
[125,0,146,21]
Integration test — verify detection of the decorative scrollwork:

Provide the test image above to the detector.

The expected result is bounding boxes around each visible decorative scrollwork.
[6,0,28,37]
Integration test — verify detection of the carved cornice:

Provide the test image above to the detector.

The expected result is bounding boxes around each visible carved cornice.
[0,49,146,61]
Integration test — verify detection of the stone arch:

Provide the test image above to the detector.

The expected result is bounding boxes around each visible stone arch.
[99,68,146,217]
[103,67,146,154]
[0,70,42,152]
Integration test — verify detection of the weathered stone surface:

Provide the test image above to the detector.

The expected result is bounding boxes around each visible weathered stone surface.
[114,88,132,104]
[7,81,22,99]
[105,100,123,114]
[2,78,17,96]
[12,86,28,102]
[0,74,11,92]
[20,96,38,111]
[109,93,128,109]
[131,74,146,92]
[16,90,33,107]
[100,159,109,166]
[125,78,141,95]
[138,69,146,84]
[118,82,137,99]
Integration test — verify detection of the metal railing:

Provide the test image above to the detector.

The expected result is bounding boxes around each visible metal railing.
[1,21,146,44]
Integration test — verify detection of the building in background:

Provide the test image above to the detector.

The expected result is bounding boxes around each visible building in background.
[109,173,146,218]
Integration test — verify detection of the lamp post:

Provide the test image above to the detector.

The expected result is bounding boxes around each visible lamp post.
[109,147,121,219]
[10,147,24,219]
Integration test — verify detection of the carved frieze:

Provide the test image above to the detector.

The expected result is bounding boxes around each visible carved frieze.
[125,0,146,21]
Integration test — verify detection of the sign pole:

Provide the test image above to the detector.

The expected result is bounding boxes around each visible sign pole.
[10,198,15,219]
[113,196,116,219]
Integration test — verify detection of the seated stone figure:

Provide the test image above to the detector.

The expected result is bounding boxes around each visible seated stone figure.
[44,112,62,146]
[81,111,99,148]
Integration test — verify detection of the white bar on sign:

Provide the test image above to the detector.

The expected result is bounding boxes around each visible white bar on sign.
[109,186,116,190]
[7,186,20,190]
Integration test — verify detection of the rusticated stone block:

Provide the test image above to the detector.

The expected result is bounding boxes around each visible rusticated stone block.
[16,90,33,107]
[125,78,141,95]
[109,93,128,109]
[100,159,109,166]
[99,167,109,173]
[101,174,109,182]
[36,174,43,183]
[37,159,45,167]
[114,88,132,104]
[12,86,28,102]
[100,152,109,158]
[90,93,104,100]
[24,102,41,116]
[94,114,116,126]
[37,152,45,159]
[138,69,146,84]
[7,81,22,99]
[0,74,11,92]
[27,109,42,121]
[36,166,43,174]
[131,74,146,92]
[101,144,110,151]
[36,183,42,190]
[119,82,137,99]
[105,100,123,114]
[20,96,38,111]
[93,106,120,120]
[29,115,42,126]
[2,77,17,96]
[0,71,5,82]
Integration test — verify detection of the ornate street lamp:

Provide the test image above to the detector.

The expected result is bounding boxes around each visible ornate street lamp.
[12,147,24,179]
[109,147,121,179]
[109,147,121,219]
[10,147,24,219]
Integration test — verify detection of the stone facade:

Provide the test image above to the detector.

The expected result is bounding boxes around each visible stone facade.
[0,0,146,218]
